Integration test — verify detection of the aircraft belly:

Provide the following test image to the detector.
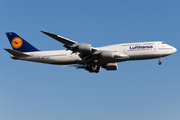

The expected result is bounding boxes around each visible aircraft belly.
[128,53,167,60]
[48,55,83,65]
[18,57,43,63]
[99,57,127,63]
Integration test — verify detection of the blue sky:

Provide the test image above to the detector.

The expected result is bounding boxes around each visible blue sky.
[1,0,180,120]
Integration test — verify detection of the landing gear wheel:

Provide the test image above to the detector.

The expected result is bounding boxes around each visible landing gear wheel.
[95,66,100,73]
[158,57,162,65]
[86,65,100,73]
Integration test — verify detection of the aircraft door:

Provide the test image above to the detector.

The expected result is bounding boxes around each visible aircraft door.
[153,43,157,52]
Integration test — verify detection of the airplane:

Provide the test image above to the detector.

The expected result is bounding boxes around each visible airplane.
[4,31,177,73]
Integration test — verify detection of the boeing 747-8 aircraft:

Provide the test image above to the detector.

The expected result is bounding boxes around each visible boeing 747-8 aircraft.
[4,31,177,73]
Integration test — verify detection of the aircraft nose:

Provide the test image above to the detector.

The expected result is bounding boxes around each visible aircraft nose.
[173,47,177,53]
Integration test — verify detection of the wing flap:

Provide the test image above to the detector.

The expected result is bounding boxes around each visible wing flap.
[4,48,30,57]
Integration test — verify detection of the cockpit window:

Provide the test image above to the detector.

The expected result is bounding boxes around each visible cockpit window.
[162,42,165,44]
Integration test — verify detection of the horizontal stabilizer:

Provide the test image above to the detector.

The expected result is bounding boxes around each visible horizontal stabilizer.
[41,31,77,45]
[4,48,30,57]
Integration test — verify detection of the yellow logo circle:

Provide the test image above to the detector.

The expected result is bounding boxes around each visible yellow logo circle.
[11,37,23,49]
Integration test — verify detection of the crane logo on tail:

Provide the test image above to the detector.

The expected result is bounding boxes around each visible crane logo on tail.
[11,37,23,49]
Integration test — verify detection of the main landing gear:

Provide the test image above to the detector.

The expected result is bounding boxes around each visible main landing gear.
[86,65,100,73]
[77,59,100,73]
[86,59,100,73]
[158,57,162,65]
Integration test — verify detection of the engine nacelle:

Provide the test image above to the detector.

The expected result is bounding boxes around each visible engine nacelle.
[100,51,114,59]
[103,63,118,71]
[77,43,92,52]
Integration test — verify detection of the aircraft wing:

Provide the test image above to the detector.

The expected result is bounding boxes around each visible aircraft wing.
[41,31,99,53]
[41,31,77,45]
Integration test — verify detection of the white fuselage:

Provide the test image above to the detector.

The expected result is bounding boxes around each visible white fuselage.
[14,41,177,65]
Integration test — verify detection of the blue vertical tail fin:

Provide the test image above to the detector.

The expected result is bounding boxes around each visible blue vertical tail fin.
[6,32,39,52]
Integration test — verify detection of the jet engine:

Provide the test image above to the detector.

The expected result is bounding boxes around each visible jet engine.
[77,43,92,52]
[65,43,92,53]
[99,51,114,59]
[103,63,118,70]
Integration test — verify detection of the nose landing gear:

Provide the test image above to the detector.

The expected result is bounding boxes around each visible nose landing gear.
[158,57,162,65]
